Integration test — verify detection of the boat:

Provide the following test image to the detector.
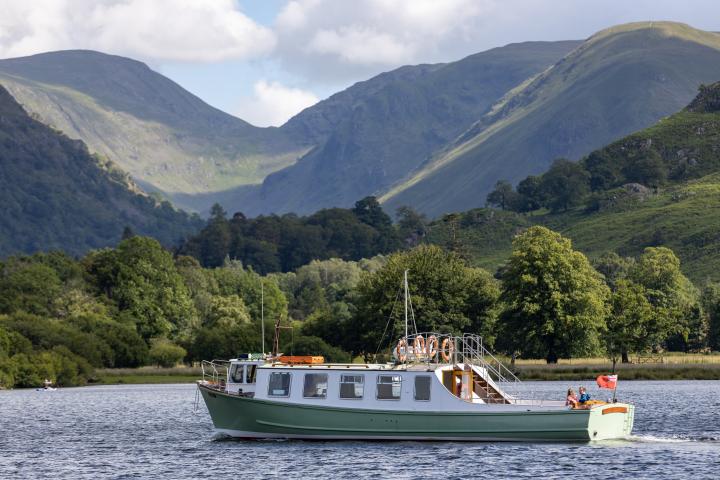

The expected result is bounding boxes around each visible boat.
[36,379,57,391]
[196,274,634,442]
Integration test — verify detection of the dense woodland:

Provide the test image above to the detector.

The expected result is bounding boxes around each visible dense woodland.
[2,224,719,389]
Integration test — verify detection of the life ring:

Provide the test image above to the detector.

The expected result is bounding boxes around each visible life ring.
[395,338,407,362]
[426,335,438,360]
[440,338,454,362]
[414,335,425,356]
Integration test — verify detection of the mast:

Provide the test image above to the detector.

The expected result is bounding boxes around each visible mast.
[404,269,409,344]
[261,281,265,355]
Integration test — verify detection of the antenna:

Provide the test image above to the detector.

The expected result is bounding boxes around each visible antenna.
[261,280,265,356]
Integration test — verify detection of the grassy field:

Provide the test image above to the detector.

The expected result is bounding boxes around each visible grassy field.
[91,366,202,385]
[90,355,720,385]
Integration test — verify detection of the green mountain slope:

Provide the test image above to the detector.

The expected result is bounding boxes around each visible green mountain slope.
[384,22,720,216]
[237,41,581,215]
[427,80,720,282]
[0,85,202,256]
[0,50,309,212]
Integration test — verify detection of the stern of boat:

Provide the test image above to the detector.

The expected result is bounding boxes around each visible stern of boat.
[586,403,634,440]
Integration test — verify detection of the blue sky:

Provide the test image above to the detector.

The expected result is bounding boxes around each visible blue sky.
[2,1,720,126]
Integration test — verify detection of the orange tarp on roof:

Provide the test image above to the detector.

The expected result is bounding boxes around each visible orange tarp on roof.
[278,355,325,364]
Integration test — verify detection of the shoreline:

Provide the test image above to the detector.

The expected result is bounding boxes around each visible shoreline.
[85,363,720,386]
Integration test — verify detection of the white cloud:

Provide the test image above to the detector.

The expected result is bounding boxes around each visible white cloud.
[0,0,276,62]
[235,80,319,127]
[274,0,496,82]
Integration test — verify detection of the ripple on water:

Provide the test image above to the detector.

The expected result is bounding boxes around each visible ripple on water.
[0,381,719,479]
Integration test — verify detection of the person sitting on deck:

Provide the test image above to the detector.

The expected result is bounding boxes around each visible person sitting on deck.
[566,388,579,408]
[578,386,591,404]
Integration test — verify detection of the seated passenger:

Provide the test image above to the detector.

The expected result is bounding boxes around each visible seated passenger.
[566,388,579,408]
[578,386,591,404]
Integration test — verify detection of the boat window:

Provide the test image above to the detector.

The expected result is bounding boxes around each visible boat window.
[340,375,364,399]
[303,373,328,399]
[230,364,244,383]
[268,372,291,397]
[246,365,257,384]
[414,376,431,401]
[376,375,402,400]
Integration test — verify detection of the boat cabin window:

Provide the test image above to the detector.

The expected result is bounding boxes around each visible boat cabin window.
[268,372,291,397]
[303,373,328,398]
[414,376,431,401]
[339,375,364,399]
[230,364,244,383]
[246,365,257,384]
[376,375,402,400]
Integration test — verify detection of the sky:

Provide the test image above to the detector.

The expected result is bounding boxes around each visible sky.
[1,0,720,127]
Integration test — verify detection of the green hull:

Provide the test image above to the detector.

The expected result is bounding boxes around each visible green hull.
[198,385,634,442]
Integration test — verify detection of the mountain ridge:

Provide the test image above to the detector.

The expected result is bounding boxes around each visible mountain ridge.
[381,21,720,216]
[0,84,202,256]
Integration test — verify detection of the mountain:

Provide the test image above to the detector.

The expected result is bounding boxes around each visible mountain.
[0,85,202,256]
[0,50,310,212]
[427,80,720,282]
[382,22,720,216]
[237,41,581,215]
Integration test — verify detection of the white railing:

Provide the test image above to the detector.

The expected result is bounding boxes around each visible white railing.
[200,359,230,391]
[396,333,553,404]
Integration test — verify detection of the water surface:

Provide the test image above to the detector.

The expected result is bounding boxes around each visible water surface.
[1,381,718,479]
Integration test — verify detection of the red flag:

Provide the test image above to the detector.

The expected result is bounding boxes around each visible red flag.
[596,374,618,389]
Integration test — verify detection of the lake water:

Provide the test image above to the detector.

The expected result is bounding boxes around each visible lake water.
[1,381,718,479]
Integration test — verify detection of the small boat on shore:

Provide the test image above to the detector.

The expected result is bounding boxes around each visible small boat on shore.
[197,273,634,442]
[36,379,57,392]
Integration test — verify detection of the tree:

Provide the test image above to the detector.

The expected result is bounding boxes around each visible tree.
[516,175,545,211]
[86,236,198,341]
[148,338,187,368]
[205,295,251,329]
[702,282,720,351]
[606,280,654,365]
[486,180,519,211]
[352,196,401,253]
[395,206,428,247]
[592,252,635,289]
[628,247,699,351]
[540,159,590,212]
[353,245,499,357]
[499,226,609,363]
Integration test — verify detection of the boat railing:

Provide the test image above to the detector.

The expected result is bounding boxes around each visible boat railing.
[200,360,230,391]
[398,333,555,405]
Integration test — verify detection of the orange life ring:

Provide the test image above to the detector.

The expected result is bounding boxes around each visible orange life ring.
[395,339,408,362]
[440,338,454,362]
[414,335,425,355]
[426,335,438,360]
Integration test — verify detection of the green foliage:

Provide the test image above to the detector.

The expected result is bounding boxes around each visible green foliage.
[281,335,351,363]
[0,260,62,316]
[606,280,654,362]
[0,85,202,257]
[205,295,251,329]
[353,245,499,355]
[179,198,401,274]
[86,236,198,341]
[628,247,700,351]
[148,339,187,368]
[499,227,610,363]
[701,282,720,351]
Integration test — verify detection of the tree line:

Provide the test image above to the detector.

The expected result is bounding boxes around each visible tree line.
[177,197,427,273]
[2,225,719,388]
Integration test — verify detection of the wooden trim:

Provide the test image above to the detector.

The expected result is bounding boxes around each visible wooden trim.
[602,406,628,415]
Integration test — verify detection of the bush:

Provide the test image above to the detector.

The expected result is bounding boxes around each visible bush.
[148,339,187,368]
